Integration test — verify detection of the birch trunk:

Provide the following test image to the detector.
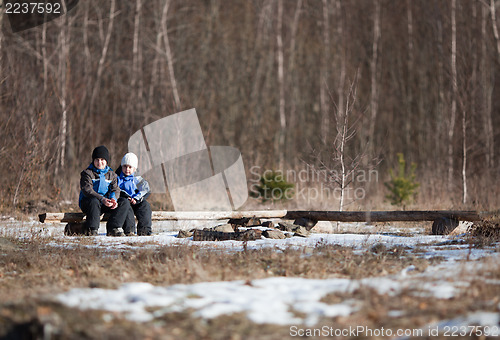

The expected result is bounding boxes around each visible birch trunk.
[57,3,72,172]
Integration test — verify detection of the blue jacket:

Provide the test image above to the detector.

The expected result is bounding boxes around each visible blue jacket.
[117,170,151,203]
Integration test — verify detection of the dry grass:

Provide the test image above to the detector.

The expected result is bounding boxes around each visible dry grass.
[0,232,499,339]
[0,236,432,302]
[469,215,500,239]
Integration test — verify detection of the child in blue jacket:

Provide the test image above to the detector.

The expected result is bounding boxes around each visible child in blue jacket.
[117,152,153,236]
[79,146,130,236]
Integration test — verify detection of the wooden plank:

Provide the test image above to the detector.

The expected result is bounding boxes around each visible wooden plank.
[151,210,288,221]
[284,210,483,222]
[39,210,288,223]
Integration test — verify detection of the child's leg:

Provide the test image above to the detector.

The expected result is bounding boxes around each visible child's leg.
[105,197,131,234]
[123,205,136,235]
[80,196,102,233]
[133,200,152,236]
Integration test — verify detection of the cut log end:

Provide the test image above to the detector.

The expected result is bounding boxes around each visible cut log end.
[431,217,459,235]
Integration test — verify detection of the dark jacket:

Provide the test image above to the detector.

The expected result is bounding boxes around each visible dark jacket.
[79,164,120,207]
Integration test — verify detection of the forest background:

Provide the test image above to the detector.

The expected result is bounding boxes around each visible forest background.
[0,0,499,214]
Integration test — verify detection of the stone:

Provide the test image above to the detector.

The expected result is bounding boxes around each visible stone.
[193,229,262,241]
[261,221,275,228]
[177,229,194,238]
[227,217,250,226]
[247,217,262,227]
[213,224,235,233]
[293,217,318,230]
[262,229,286,239]
[277,222,310,237]
[449,221,473,236]
[277,222,296,232]
[293,225,310,237]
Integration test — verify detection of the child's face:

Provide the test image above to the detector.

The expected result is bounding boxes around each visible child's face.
[122,164,136,176]
[93,158,107,170]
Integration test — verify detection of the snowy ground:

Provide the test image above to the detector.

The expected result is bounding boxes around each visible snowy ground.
[2,217,500,336]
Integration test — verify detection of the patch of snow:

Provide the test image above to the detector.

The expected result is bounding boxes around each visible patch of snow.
[57,277,359,325]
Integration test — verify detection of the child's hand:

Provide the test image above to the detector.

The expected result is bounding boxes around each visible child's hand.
[102,198,113,207]
[109,198,118,209]
[103,198,118,209]
[128,197,137,205]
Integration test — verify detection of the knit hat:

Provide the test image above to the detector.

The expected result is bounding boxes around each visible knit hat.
[121,152,138,169]
[92,145,110,163]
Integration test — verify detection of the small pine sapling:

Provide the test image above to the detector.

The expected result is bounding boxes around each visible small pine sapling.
[249,170,294,203]
[385,153,419,209]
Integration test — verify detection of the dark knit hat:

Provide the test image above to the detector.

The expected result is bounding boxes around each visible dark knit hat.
[92,145,110,163]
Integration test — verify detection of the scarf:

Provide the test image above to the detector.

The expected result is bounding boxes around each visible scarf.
[118,172,137,196]
[88,163,111,196]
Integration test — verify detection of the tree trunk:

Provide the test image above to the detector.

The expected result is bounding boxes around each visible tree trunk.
[161,0,181,112]
[406,0,414,153]
[368,0,381,158]
[89,0,116,143]
[483,3,495,168]
[336,0,345,119]
[448,0,457,191]
[131,0,144,122]
[287,0,303,169]
[277,0,286,169]
[436,3,445,175]
[320,0,330,145]
[490,0,500,63]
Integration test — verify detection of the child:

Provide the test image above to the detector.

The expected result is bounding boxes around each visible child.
[116,152,152,236]
[79,145,131,236]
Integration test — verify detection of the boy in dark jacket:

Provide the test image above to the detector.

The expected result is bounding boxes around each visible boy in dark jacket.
[116,152,153,236]
[79,146,131,236]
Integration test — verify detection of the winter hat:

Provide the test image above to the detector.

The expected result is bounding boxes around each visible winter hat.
[92,145,110,163]
[121,152,138,169]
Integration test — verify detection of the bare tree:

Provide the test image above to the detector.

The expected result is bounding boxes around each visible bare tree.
[482,2,495,168]
[161,0,181,112]
[130,0,144,120]
[490,0,500,63]
[320,0,330,145]
[89,0,117,143]
[277,0,286,169]
[336,0,345,120]
[368,0,381,158]
[406,0,414,151]
[55,2,73,172]
[312,76,377,211]
[448,0,457,191]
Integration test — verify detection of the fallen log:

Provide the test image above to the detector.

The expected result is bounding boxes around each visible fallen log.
[283,210,484,222]
[39,210,493,224]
